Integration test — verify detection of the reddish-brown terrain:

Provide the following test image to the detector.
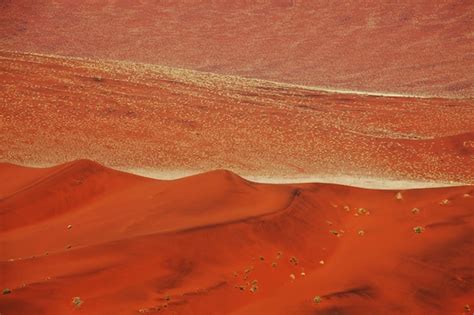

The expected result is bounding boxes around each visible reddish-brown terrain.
[1,51,474,186]
[0,160,473,314]
[1,2,473,314]
[0,0,473,98]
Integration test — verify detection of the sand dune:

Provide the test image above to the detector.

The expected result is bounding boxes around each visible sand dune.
[1,2,473,314]
[1,51,474,186]
[0,161,473,314]
[1,0,473,98]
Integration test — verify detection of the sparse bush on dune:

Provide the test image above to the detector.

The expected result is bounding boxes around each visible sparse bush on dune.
[411,208,420,214]
[413,226,425,234]
[289,256,298,266]
[72,296,83,308]
[440,199,450,205]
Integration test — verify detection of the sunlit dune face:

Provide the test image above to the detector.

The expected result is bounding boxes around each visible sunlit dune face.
[0,162,473,314]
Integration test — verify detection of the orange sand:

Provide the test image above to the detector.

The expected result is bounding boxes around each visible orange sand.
[0,160,473,314]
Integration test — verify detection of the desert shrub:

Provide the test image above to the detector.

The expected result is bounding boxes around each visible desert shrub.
[72,296,83,308]
[413,226,425,234]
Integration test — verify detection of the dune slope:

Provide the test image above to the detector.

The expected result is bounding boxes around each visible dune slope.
[1,51,474,185]
[0,161,473,314]
[0,0,473,97]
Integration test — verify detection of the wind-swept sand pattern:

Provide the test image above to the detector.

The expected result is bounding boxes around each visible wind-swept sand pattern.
[1,51,474,185]
[0,161,473,314]
[0,0,473,98]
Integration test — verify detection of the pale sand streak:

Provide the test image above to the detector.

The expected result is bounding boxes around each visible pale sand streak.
[1,50,458,99]
[19,163,465,189]
[126,168,464,189]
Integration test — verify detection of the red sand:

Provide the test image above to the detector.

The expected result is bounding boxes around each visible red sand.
[1,51,474,185]
[0,0,473,98]
[0,160,473,314]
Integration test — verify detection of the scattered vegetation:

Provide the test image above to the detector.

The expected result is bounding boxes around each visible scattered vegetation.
[271,262,277,268]
[354,207,370,217]
[289,274,296,280]
[330,230,343,237]
[413,226,425,234]
[249,279,259,292]
[67,224,72,229]
[289,256,299,266]
[319,260,325,265]
[2,288,12,295]
[440,199,450,205]
[396,192,403,200]
[358,230,365,236]
[243,266,253,280]
[313,295,322,304]
[411,208,420,214]
[259,256,265,261]
[465,304,471,312]
[72,296,83,308]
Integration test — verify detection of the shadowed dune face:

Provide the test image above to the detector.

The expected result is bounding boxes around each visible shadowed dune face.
[0,162,473,314]
[0,0,473,97]
[1,51,474,185]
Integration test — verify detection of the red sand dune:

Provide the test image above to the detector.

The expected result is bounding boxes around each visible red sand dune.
[0,0,473,98]
[1,51,474,185]
[0,160,473,314]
